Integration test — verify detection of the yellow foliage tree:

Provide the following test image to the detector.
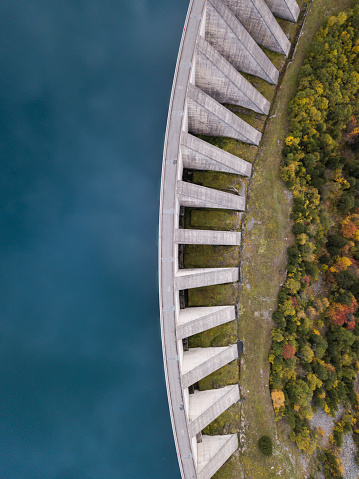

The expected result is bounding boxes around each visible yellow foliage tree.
[330,256,352,273]
[271,389,285,410]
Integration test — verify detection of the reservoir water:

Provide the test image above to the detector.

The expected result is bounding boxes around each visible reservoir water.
[0,1,187,477]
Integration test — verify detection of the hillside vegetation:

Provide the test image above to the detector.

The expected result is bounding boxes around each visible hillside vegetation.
[269,4,359,475]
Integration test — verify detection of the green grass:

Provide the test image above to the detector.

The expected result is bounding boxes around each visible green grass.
[203,403,241,435]
[240,72,277,103]
[184,245,240,268]
[188,320,238,348]
[223,105,267,132]
[184,208,242,230]
[198,360,240,390]
[196,134,258,163]
[212,452,243,479]
[187,170,247,194]
[187,283,238,307]
[260,46,287,71]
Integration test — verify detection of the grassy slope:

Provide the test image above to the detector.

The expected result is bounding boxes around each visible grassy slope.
[236,1,354,478]
[183,0,354,477]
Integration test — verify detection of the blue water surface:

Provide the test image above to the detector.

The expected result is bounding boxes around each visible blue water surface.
[0,1,187,478]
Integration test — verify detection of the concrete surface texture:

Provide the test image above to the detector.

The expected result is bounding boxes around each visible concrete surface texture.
[263,0,300,21]
[181,132,253,176]
[195,36,271,114]
[175,267,239,290]
[187,83,262,144]
[177,180,246,210]
[223,0,291,54]
[177,306,236,340]
[197,434,239,479]
[205,0,279,84]
[181,345,239,388]
[175,228,241,245]
[188,385,240,437]
[159,0,300,477]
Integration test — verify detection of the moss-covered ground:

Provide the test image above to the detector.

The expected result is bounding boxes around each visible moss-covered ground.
[183,0,354,477]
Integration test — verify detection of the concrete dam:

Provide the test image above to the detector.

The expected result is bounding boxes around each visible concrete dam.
[158,1,300,478]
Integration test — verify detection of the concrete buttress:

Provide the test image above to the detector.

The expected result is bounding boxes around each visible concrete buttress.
[177,180,246,210]
[177,306,236,339]
[175,229,241,245]
[181,345,238,388]
[175,267,239,290]
[195,36,270,114]
[223,0,291,55]
[263,0,300,22]
[187,83,262,144]
[197,434,239,479]
[181,132,252,176]
[205,0,279,84]
[188,385,240,437]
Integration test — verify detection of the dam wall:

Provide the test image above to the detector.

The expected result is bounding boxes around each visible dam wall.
[158,0,299,477]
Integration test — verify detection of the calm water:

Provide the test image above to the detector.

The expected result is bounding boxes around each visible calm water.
[0,1,187,478]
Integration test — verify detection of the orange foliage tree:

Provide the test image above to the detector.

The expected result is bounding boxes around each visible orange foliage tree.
[283,343,296,359]
[326,297,358,327]
[341,214,359,239]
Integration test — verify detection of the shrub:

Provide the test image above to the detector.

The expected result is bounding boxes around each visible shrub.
[327,233,347,245]
[258,436,273,456]
[338,191,355,213]
[292,222,307,235]
[320,449,344,479]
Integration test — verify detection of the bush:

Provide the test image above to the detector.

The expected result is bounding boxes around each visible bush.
[272,310,285,327]
[292,222,307,235]
[326,234,347,257]
[338,191,355,213]
[321,449,343,479]
[258,435,273,456]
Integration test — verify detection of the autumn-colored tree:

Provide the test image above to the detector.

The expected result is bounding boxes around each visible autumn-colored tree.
[271,389,285,410]
[341,218,358,239]
[326,297,358,326]
[290,427,316,454]
[283,343,296,359]
[292,297,298,309]
[330,256,352,273]
[345,116,359,145]
[301,344,315,363]
[306,372,323,391]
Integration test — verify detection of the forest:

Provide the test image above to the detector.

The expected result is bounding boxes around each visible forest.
[269,4,359,476]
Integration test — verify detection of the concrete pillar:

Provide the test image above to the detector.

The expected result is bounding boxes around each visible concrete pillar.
[175,229,241,245]
[182,344,238,388]
[187,83,262,145]
[188,385,240,437]
[181,132,252,176]
[177,306,236,340]
[195,37,270,114]
[175,267,239,291]
[177,180,246,211]
[263,0,300,22]
[223,0,291,55]
[205,0,279,84]
[197,434,239,479]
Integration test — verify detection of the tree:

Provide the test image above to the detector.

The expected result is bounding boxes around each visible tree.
[306,372,323,391]
[271,389,285,410]
[290,427,316,454]
[301,344,315,363]
[258,436,273,456]
[283,343,296,359]
[286,379,313,407]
